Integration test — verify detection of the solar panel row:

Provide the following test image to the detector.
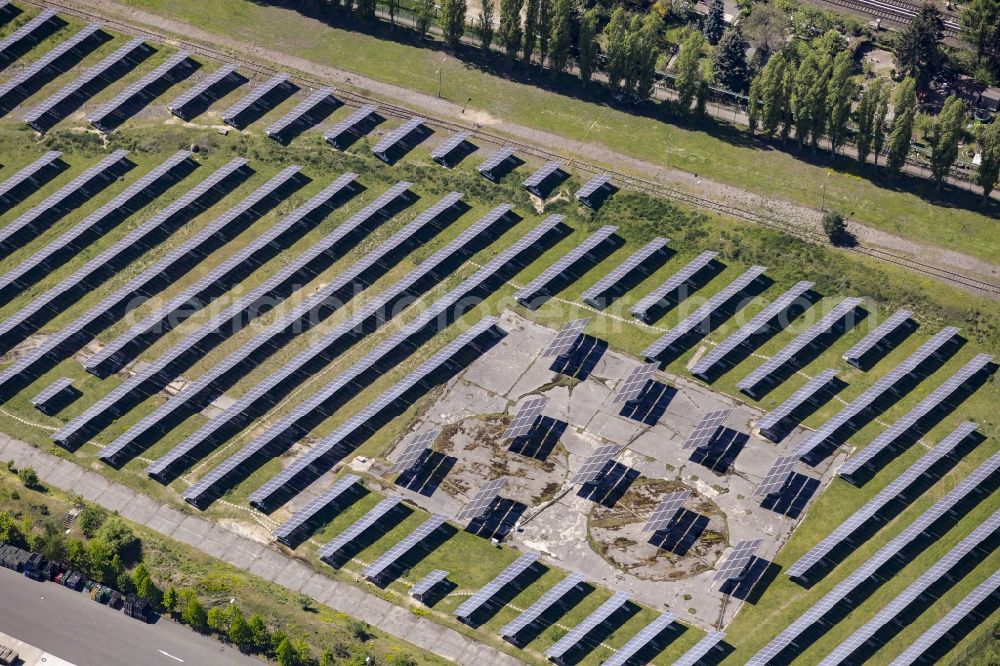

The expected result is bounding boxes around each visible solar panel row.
[410,569,449,601]
[843,309,914,368]
[457,477,508,521]
[265,86,337,142]
[817,508,1000,665]
[580,237,669,309]
[757,369,839,442]
[272,474,360,546]
[0,150,193,300]
[674,631,726,666]
[751,449,1000,664]
[317,496,401,561]
[24,37,152,132]
[574,174,610,201]
[794,327,961,459]
[786,421,979,582]
[514,224,615,309]
[167,63,241,120]
[0,150,62,206]
[430,131,471,167]
[629,250,718,322]
[455,551,539,622]
[324,104,377,148]
[147,209,556,483]
[0,9,59,61]
[837,353,992,481]
[0,149,129,255]
[0,23,103,105]
[499,572,586,640]
[0,158,249,395]
[602,612,676,666]
[372,116,425,161]
[642,265,767,360]
[523,161,562,195]
[477,147,516,181]
[185,316,500,511]
[690,280,815,379]
[52,166,305,449]
[221,73,291,126]
[89,50,195,132]
[30,377,72,409]
[736,296,864,397]
[362,513,447,582]
[544,592,630,662]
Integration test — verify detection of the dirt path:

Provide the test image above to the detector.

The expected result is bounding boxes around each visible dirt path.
[52,0,1000,293]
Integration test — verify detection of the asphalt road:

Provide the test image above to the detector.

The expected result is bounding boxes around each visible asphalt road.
[0,568,265,666]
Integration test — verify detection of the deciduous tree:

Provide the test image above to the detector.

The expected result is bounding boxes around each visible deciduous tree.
[674,30,705,112]
[825,50,856,155]
[479,0,495,50]
[523,0,540,62]
[441,0,468,49]
[855,78,890,165]
[416,0,435,36]
[537,0,552,65]
[181,595,208,633]
[885,77,917,174]
[604,7,630,92]
[498,0,524,59]
[575,8,599,81]
[927,95,965,187]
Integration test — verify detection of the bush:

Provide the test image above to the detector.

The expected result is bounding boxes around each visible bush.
[17,467,40,489]
[181,595,208,633]
[822,210,852,245]
[94,515,141,563]
[78,505,108,537]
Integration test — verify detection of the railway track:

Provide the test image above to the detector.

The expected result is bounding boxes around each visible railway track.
[820,0,961,34]
[24,0,1000,298]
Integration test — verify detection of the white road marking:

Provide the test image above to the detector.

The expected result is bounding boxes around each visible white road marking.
[158,650,184,662]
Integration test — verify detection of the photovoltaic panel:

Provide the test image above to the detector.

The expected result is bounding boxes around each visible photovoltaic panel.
[580,237,669,309]
[499,572,586,640]
[265,86,336,140]
[515,225,617,309]
[737,297,865,396]
[0,9,58,60]
[714,539,762,581]
[614,361,659,404]
[754,456,798,497]
[0,149,128,254]
[477,147,516,176]
[371,116,425,159]
[674,631,726,666]
[0,150,61,206]
[751,450,1000,664]
[838,353,992,479]
[362,513,447,581]
[53,166,305,448]
[240,318,503,512]
[324,104,377,148]
[457,477,508,521]
[271,473,360,545]
[410,569,449,600]
[0,158,249,389]
[888,570,1000,666]
[543,318,591,358]
[24,37,151,132]
[0,24,103,103]
[430,131,470,165]
[148,206,536,482]
[603,612,677,666]
[844,309,913,368]
[570,444,624,484]
[642,490,691,532]
[316,496,401,560]
[503,396,549,440]
[818,508,1000,666]
[629,250,718,322]
[30,377,72,408]
[221,73,290,125]
[794,327,961,459]
[89,50,194,131]
[389,429,440,474]
[757,369,839,441]
[787,421,979,581]
[690,281,815,379]
[523,161,562,194]
[642,265,768,360]
[545,592,630,661]
[575,174,610,200]
[455,551,539,621]
[167,63,240,118]
[682,409,733,450]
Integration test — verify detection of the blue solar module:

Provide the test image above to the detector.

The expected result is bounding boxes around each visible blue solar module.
[751,449,1000,663]
[410,569,449,601]
[545,592,630,664]
[736,297,864,397]
[757,369,839,442]
[221,73,293,127]
[455,551,539,622]
[0,24,104,108]
[575,174,612,208]
[89,50,196,132]
[362,514,447,582]
[642,265,767,360]
[0,150,62,208]
[167,63,242,120]
[0,149,128,255]
[372,116,426,162]
[837,353,992,481]
[30,376,73,413]
[324,104,377,148]
[793,327,961,460]
[499,572,586,641]
[272,474,360,546]
[844,309,914,369]
[630,250,718,323]
[603,612,677,666]
[477,147,516,182]
[430,131,471,167]
[0,150,194,300]
[24,37,152,132]
[523,161,562,196]
[580,237,669,309]
[514,224,616,309]
[317,496,401,561]
[0,9,60,65]
[787,421,979,582]
[690,280,815,379]
[265,86,337,142]
[674,631,726,666]
[0,158,249,395]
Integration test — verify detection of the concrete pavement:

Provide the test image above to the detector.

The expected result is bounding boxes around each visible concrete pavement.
[0,434,525,666]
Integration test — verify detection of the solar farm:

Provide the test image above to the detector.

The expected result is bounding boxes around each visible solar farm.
[0,5,998,666]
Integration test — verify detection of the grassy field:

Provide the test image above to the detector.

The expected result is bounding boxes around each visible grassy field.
[45,0,999,267]
[0,11,998,666]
